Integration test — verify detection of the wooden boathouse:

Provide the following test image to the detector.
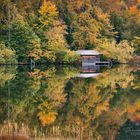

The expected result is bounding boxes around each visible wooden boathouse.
[76,50,111,66]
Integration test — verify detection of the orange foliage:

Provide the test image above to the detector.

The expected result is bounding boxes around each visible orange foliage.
[129,5,138,14]
[37,100,58,127]
[127,101,140,122]
[38,111,57,126]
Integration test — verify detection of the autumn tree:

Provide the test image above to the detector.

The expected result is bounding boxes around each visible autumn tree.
[37,0,58,29]
[55,0,113,50]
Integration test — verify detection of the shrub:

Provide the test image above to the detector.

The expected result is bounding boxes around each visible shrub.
[41,51,56,63]
[55,50,80,64]
[97,39,134,63]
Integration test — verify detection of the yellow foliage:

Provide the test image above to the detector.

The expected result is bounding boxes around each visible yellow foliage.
[38,0,58,27]
[38,111,57,126]
[38,101,49,109]
[97,39,134,63]
[94,6,110,25]
[96,65,134,89]
[46,20,68,51]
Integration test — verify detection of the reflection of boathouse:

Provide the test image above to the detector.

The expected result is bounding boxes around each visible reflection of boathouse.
[77,65,100,78]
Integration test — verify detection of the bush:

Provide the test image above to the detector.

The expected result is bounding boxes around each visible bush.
[97,38,134,63]
[55,50,80,64]
[41,51,56,63]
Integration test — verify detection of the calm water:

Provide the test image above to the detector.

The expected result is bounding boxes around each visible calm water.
[0,65,140,140]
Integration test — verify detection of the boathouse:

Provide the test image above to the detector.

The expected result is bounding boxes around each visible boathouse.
[76,50,111,78]
[76,50,100,64]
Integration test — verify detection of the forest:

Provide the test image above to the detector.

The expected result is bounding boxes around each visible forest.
[0,0,140,64]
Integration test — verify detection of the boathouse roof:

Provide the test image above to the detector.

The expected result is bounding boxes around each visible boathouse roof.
[76,50,100,56]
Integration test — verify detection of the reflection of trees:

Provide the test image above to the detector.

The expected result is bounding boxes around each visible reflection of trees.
[0,66,40,126]
[29,66,79,127]
[1,65,140,139]
[0,66,79,130]
[0,66,17,124]
[0,66,17,87]
[96,65,134,89]
[94,66,140,140]
[58,65,135,140]
[97,92,140,140]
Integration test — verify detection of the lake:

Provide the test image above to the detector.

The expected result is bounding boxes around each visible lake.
[0,65,140,140]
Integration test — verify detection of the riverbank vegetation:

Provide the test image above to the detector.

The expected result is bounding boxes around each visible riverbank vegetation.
[0,0,140,63]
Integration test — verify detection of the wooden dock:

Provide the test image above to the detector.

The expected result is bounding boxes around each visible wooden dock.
[82,61,111,66]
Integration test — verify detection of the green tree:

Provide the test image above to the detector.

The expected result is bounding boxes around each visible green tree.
[0,14,42,62]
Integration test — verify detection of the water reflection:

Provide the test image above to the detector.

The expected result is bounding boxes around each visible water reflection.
[0,65,140,140]
[77,65,101,78]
